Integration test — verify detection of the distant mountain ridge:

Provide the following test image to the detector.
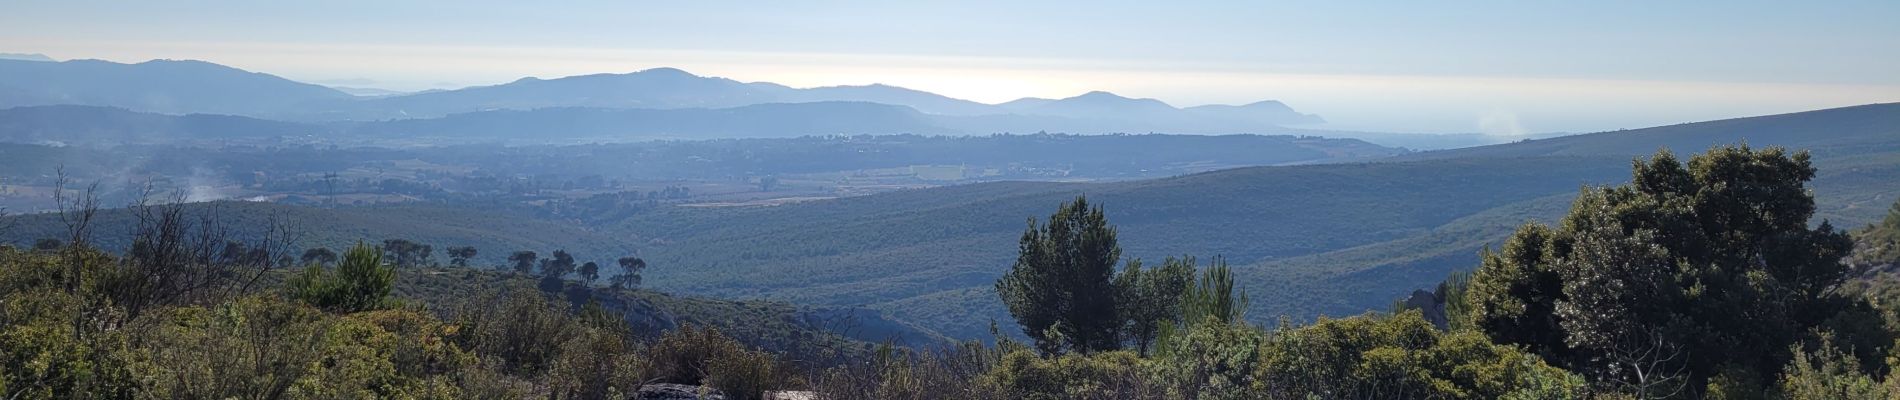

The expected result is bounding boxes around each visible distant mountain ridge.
[0,59,351,115]
[0,57,1331,136]
[336,67,1325,127]
[355,102,955,138]
[1187,100,1326,125]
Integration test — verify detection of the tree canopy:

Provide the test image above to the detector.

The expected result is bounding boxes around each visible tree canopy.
[1466,145,1871,396]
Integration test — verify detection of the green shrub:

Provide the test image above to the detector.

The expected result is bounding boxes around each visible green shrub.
[352,308,478,379]
[546,328,648,400]
[1147,318,1264,399]
[1780,333,1896,400]
[647,324,746,385]
[144,296,330,399]
[706,346,784,400]
[287,242,396,313]
[1256,311,1581,399]
[450,287,579,377]
[813,342,1006,400]
[981,350,1158,400]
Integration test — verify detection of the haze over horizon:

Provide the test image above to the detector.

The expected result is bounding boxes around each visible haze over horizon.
[4,0,1897,134]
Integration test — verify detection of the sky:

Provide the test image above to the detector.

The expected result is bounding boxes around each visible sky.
[2,1,1897,133]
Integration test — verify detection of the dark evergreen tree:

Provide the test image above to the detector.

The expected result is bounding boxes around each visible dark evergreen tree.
[579,261,600,286]
[1115,256,1195,355]
[380,239,432,268]
[996,196,1124,354]
[613,256,646,289]
[509,250,538,276]
[539,249,577,278]
[300,247,338,266]
[446,246,478,268]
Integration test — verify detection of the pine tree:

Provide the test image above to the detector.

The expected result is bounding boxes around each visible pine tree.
[996,196,1124,354]
[1179,256,1248,326]
[1116,256,1195,355]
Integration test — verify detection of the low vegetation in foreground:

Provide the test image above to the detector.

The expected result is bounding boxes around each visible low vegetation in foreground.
[6,144,1900,399]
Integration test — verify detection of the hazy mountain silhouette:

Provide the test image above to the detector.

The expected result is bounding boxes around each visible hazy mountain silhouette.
[997,97,1057,111]
[1186,100,1326,125]
[0,105,320,144]
[326,67,1330,131]
[329,86,415,97]
[0,53,55,62]
[1,58,1348,137]
[340,67,776,119]
[352,101,953,139]
[340,68,1009,119]
[1012,91,1186,121]
[788,84,1004,115]
[0,59,351,115]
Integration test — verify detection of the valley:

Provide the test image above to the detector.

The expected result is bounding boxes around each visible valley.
[2,17,1897,395]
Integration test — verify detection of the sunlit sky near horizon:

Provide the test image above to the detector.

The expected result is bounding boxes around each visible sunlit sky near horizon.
[3,1,1897,133]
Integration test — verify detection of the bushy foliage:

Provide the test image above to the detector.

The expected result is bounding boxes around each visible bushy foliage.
[286,241,396,313]
[645,323,745,385]
[980,349,1158,399]
[1147,317,1266,399]
[1115,256,1194,355]
[1257,311,1583,399]
[705,345,784,400]
[544,327,647,399]
[449,286,579,377]
[1778,333,1897,400]
[1858,199,1900,266]
[1468,146,1866,396]
[812,342,1005,400]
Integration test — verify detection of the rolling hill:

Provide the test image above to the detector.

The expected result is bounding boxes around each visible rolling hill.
[1399,103,1900,161]
[613,157,1635,338]
[608,103,1900,338]
[0,105,323,144]
[1235,102,1900,326]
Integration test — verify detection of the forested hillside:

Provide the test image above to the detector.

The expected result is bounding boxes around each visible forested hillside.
[6,105,1893,341]
[8,146,1898,399]
[0,202,637,268]
[619,103,1900,338]
[620,157,1633,338]
[1400,103,1900,161]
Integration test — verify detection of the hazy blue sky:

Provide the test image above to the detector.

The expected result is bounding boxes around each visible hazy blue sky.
[3,1,1896,133]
